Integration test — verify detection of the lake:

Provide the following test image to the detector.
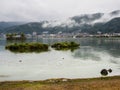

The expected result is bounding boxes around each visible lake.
[0,37,120,81]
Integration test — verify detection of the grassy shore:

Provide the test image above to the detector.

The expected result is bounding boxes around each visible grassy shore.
[0,76,120,90]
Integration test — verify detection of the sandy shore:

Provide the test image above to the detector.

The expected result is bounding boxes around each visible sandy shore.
[0,76,120,90]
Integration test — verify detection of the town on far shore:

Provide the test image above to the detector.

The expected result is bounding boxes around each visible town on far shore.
[0,31,120,40]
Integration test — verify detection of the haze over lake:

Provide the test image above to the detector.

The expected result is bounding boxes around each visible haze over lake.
[0,37,120,81]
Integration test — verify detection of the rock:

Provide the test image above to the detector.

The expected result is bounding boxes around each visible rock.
[108,69,112,73]
[100,69,108,76]
[62,79,68,82]
[19,60,22,62]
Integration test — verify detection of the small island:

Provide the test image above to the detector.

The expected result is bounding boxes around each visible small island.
[6,33,26,41]
[5,42,49,53]
[51,41,80,50]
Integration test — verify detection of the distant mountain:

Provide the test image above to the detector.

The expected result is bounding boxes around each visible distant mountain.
[5,22,46,34]
[0,22,27,33]
[71,13,104,23]
[1,10,120,34]
[100,17,120,33]
[110,10,120,16]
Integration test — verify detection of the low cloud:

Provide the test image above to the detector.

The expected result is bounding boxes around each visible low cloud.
[42,19,79,28]
[42,11,120,28]
[0,0,120,21]
[92,12,120,24]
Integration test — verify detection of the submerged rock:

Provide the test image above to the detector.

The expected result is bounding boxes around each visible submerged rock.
[19,60,22,62]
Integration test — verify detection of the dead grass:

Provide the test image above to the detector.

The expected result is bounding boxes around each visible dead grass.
[0,76,120,90]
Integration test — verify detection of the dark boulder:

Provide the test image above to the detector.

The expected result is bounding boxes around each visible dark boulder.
[108,69,112,73]
[100,69,108,76]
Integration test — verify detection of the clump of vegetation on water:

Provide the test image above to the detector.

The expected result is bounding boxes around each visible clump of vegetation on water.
[5,42,49,53]
[51,41,80,50]
[6,33,26,41]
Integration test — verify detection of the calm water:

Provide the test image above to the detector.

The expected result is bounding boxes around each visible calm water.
[0,38,120,81]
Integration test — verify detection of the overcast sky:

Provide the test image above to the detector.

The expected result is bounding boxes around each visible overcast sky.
[0,0,120,22]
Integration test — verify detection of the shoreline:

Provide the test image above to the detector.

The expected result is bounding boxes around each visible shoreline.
[0,75,119,83]
[0,76,120,90]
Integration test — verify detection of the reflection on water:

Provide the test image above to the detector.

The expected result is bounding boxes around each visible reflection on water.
[0,37,120,81]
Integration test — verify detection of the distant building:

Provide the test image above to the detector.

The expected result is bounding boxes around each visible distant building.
[58,31,62,34]
[26,34,32,38]
[32,32,37,36]
[97,31,102,34]
[42,31,49,34]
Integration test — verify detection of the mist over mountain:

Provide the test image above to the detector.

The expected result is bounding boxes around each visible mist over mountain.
[100,17,120,33]
[0,10,120,34]
[71,13,104,24]
[110,10,120,16]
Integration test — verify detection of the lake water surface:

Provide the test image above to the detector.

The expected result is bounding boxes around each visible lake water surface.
[0,38,120,81]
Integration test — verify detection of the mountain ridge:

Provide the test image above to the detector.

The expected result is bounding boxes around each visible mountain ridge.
[0,10,120,34]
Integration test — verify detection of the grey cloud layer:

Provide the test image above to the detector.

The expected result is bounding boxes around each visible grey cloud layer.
[0,0,120,21]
